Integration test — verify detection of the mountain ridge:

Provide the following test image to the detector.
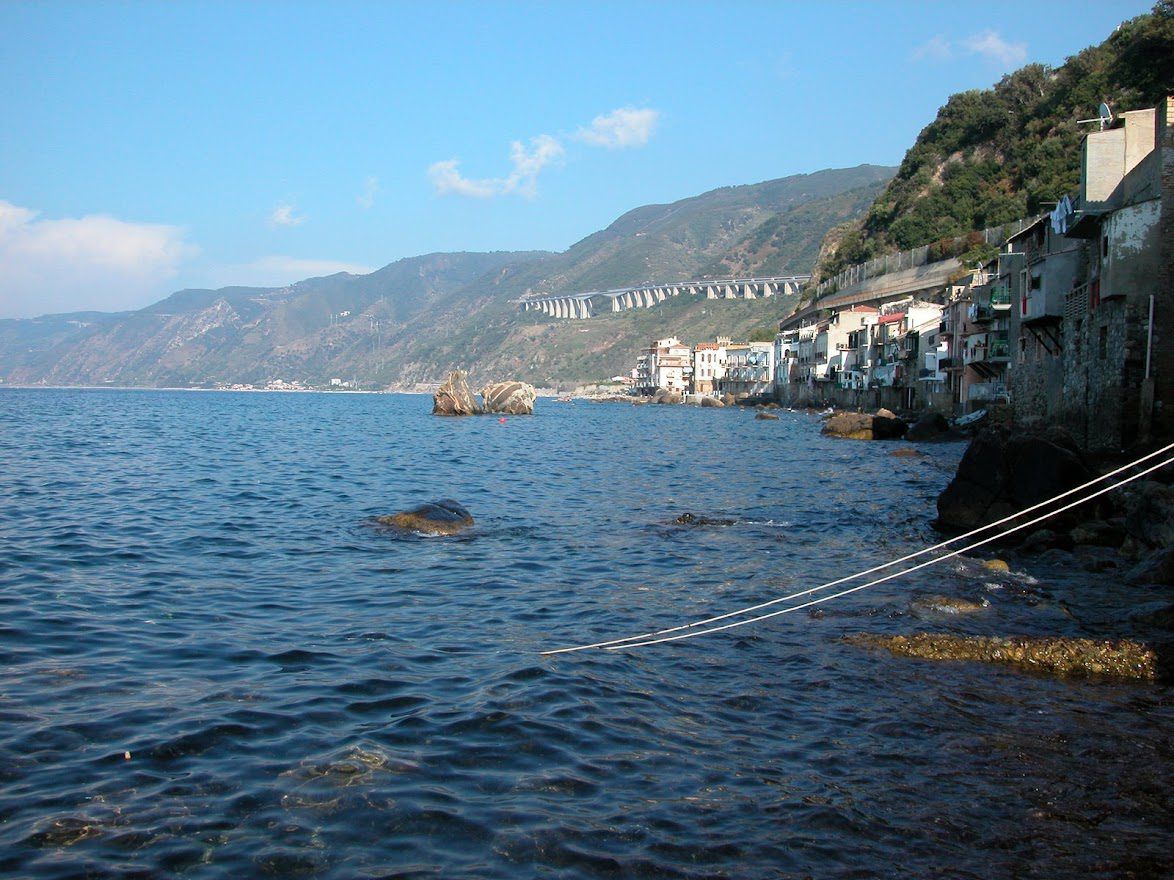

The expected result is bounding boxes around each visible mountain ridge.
[0,165,895,388]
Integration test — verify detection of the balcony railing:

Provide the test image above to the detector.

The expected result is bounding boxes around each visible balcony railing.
[989,284,1012,309]
[968,382,1009,402]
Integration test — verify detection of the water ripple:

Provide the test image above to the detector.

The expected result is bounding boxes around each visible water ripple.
[0,388,1168,878]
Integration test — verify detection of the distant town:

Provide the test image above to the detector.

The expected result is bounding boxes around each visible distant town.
[618,97,1169,455]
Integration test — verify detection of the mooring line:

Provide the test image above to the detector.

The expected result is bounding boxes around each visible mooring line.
[541,443,1174,656]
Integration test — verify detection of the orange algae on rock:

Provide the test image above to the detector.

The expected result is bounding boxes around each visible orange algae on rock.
[844,633,1156,680]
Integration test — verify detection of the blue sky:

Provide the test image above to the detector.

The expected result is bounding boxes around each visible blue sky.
[0,0,1155,318]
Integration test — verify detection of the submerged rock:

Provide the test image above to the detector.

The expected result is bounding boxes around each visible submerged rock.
[910,594,990,616]
[675,513,735,527]
[480,381,536,415]
[432,371,482,416]
[377,500,474,536]
[844,633,1156,680]
[755,412,779,421]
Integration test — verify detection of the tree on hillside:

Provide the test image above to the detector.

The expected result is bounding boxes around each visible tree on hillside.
[818,2,1174,278]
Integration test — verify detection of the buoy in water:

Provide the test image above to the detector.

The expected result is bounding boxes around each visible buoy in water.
[499,417,507,423]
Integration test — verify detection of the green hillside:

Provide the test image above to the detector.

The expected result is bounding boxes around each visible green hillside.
[819,1,1174,276]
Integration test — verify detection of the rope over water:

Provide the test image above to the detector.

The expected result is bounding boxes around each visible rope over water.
[541,442,1174,655]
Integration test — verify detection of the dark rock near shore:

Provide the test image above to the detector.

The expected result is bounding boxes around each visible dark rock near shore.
[845,633,1157,680]
[1068,519,1125,548]
[1126,546,1174,585]
[935,428,1092,532]
[432,371,482,416]
[906,412,959,442]
[755,412,779,420]
[1119,480,1174,549]
[377,500,474,536]
[480,381,536,415]
[1018,529,1073,554]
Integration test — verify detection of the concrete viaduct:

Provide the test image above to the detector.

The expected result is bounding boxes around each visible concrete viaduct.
[521,275,811,320]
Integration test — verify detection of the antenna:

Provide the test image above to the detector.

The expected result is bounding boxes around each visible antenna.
[1077,102,1114,130]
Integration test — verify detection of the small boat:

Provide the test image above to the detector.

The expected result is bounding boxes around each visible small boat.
[952,408,987,428]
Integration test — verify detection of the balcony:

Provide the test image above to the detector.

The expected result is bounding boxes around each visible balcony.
[968,381,1009,403]
[989,284,1012,310]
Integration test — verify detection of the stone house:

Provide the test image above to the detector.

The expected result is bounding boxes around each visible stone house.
[1050,99,1170,450]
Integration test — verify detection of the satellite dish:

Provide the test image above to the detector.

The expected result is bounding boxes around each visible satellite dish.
[1078,102,1114,130]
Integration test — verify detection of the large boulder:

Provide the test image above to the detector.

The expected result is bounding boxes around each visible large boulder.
[935,428,1093,532]
[377,499,474,536]
[699,396,724,408]
[821,410,907,440]
[906,412,957,442]
[433,371,482,416]
[480,381,536,415]
[822,411,874,440]
[651,388,682,405]
[1119,480,1174,549]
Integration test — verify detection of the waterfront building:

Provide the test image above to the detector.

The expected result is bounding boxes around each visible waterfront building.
[718,341,774,398]
[692,339,728,395]
[635,336,693,395]
[1049,99,1171,449]
[773,329,801,396]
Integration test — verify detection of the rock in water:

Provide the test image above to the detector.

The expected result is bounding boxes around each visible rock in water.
[821,411,874,440]
[377,500,474,536]
[480,381,537,415]
[433,371,482,416]
[699,396,724,408]
[936,428,1092,532]
[906,412,956,442]
[755,412,779,420]
[844,633,1156,680]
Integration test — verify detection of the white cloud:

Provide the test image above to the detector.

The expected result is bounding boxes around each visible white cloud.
[428,106,659,199]
[357,176,379,209]
[429,134,565,199]
[0,200,199,319]
[912,30,1027,68]
[574,107,659,149]
[911,35,953,62]
[211,255,376,288]
[269,202,306,227]
[962,30,1028,67]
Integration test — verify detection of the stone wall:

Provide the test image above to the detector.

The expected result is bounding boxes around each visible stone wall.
[1009,336,1065,429]
[775,382,954,414]
[1155,96,1174,441]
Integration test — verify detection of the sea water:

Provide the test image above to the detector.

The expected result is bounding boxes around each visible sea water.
[0,388,1169,878]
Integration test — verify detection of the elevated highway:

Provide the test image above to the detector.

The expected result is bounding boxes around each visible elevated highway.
[521,275,811,320]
